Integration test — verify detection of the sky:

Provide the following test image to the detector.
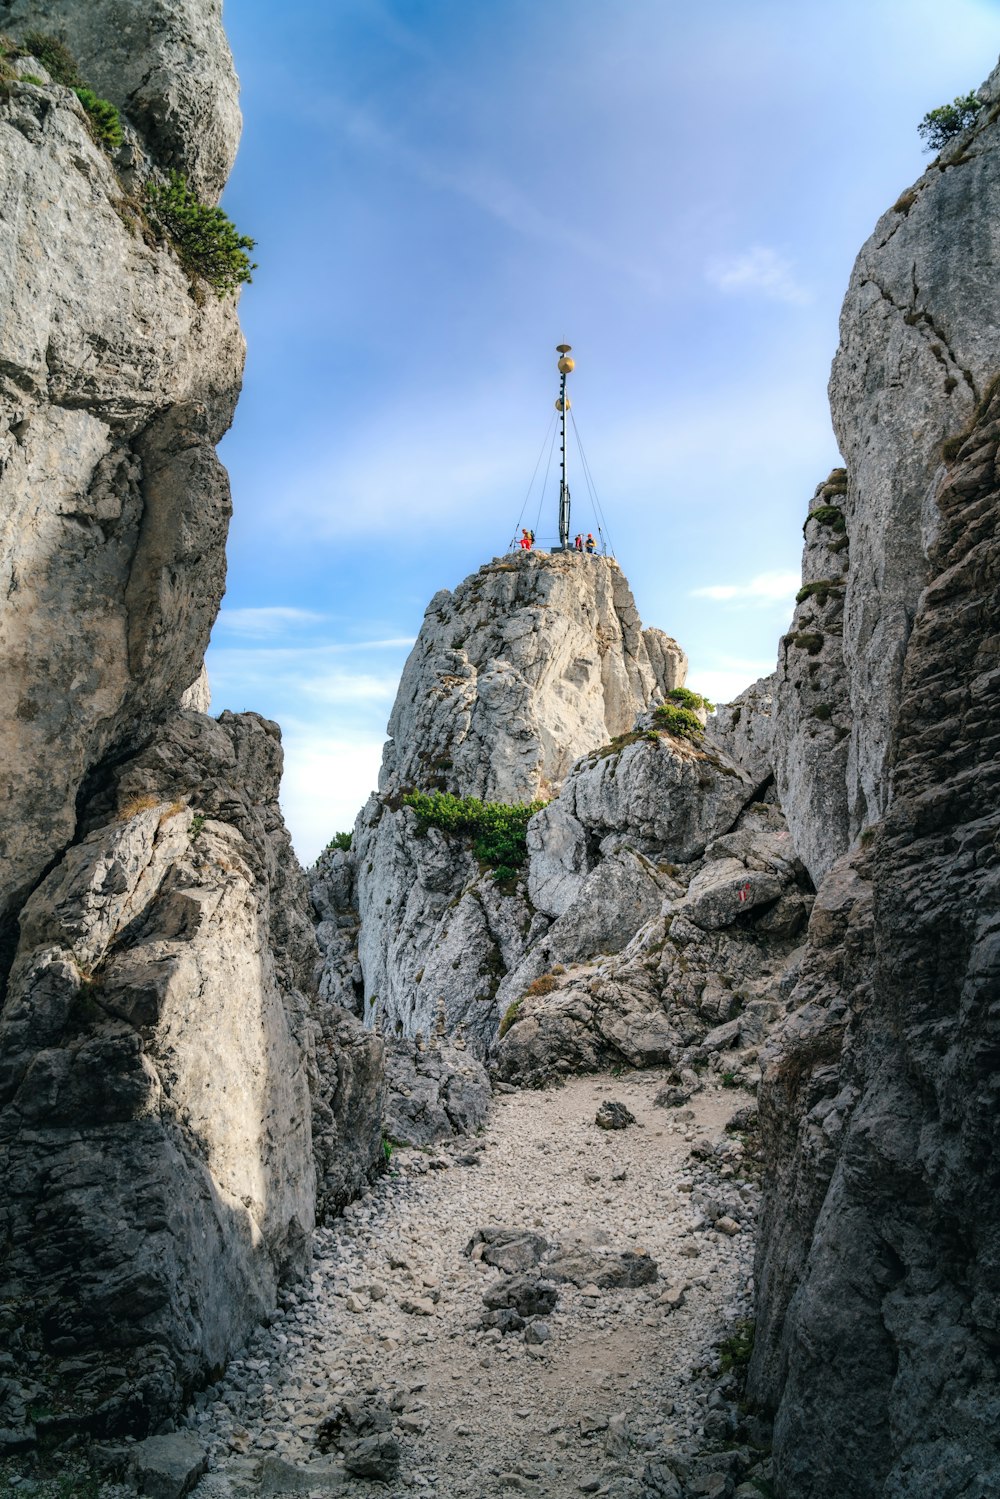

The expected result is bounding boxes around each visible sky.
[207,0,1000,863]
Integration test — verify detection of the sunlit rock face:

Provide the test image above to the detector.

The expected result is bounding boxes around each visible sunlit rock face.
[0,1,384,1438]
[379,549,687,805]
[330,550,688,1054]
[0,0,245,942]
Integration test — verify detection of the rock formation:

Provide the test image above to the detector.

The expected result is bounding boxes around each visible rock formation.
[0,0,382,1442]
[719,58,1000,1499]
[314,550,689,1054]
[380,549,686,803]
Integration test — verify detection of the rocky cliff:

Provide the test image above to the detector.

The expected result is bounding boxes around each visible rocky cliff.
[720,59,1000,1499]
[0,0,382,1443]
[315,550,689,1054]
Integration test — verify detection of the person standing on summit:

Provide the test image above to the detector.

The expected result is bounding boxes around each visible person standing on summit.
[585,533,596,554]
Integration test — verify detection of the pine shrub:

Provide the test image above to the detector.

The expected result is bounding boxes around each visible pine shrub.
[653,703,704,741]
[74,87,123,148]
[146,171,257,297]
[664,685,715,713]
[918,93,982,151]
[402,790,546,880]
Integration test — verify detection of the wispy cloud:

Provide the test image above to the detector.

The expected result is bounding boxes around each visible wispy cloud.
[684,654,778,709]
[216,607,328,637]
[690,570,800,604]
[311,93,663,294]
[706,246,810,305]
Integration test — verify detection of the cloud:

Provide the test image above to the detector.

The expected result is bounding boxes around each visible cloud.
[684,654,778,709]
[216,607,328,637]
[278,729,385,866]
[706,246,810,305]
[690,570,801,604]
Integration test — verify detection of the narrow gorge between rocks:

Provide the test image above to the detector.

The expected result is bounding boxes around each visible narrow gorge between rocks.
[1,5,999,1499]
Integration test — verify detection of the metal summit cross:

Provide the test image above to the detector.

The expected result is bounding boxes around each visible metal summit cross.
[555,343,574,549]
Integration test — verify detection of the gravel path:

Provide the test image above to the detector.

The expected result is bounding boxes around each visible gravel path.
[186,1069,761,1499]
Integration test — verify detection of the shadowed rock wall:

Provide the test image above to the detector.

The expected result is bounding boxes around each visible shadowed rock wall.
[744,58,1000,1498]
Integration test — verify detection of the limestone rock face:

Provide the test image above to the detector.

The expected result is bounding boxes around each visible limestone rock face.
[0,17,244,940]
[382,1037,491,1148]
[0,0,241,197]
[770,471,852,883]
[829,58,1000,831]
[496,801,811,1089]
[0,712,317,1435]
[705,674,775,792]
[311,551,688,1055]
[351,796,533,1055]
[750,277,1000,1496]
[527,725,755,918]
[380,551,686,803]
[0,4,385,1440]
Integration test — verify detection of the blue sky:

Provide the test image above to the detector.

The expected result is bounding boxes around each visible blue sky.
[207,0,1000,862]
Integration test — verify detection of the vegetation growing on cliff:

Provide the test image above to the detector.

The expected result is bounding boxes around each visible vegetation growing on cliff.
[74,86,123,148]
[653,703,704,741]
[1,33,122,149]
[19,30,80,85]
[664,686,715,714]
[146,171,257,296]
[918,92,983,151]
[795,578,845,606]
[402,790,546,881]
[803,503,846,536]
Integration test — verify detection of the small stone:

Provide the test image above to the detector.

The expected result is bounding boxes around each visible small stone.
[579,1413,608,1435]
[399,1296,436,1316]
[343,1432,402,1482]
[714,1217,741,1237]
[524,1320,551,1345]
[595,1100,636,1130]
[345,1293,367,1313]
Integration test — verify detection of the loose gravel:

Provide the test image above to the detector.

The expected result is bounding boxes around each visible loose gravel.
[182,1069,761,1498]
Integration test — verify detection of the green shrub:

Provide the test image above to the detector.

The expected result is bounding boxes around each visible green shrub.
[146,171,257,297]
[918,92,983,152]
[326,831,353,853]
[796,578,844,606]
[719,1318,755,1378]
[189,813,206,840]
[21,30,80,85]
[498,998,524,1038]
[812,703,833,722]
[402,789,546,879]
[20,72,44,85]
[803,503,846,536]
[653,703,704,741]
[74,86,123,148]
[665,685,715,713]
[787,631,824,655]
